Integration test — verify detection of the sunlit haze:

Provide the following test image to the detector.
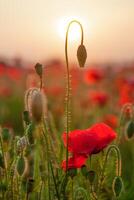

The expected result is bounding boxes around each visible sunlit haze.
[0,0,134,63]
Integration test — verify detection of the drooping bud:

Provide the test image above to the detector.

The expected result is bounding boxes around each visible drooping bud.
[87,170,96,184]
[23,111,30,125]
[16,155,26,176]
[126,120,134,140]
[68,168,77,179]
[1,128,10,143]
[112,176,123,197]
[35,63,43,78]
[77,44,87,68]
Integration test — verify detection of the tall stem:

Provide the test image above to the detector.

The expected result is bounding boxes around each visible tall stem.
[65,20,84,172]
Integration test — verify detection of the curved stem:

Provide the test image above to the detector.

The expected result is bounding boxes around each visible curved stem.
[65,20,84,172]
[99,145,121,191]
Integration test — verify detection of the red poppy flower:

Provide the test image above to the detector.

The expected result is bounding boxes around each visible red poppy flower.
[62,123,116,170]
[90,91,109,107]
[103,114,118,129]
[84,68,104,84]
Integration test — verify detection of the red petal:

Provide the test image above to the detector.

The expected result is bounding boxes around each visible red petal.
[61,154,87,171]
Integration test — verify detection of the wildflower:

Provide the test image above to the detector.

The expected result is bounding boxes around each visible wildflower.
[62,123,116,170]
[103,114,118,129]
[90,91,109,107]
[84,68,104,84]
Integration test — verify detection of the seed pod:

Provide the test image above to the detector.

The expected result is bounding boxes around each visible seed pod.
[87,170,96,184]
[126,120,134,140]
[35,63,43,77]
[112,176,123,197]
[17,156,26,176]
[81,165,88,177]
[68,168,77,179]
[1,128,10,143]
[77,44,87,68]
[23,111,30,125]
[0,152,5,169]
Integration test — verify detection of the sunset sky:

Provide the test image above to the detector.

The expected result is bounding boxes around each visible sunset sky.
[0,0,134,63]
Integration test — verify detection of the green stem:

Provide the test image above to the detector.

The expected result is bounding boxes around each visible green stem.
[98,145,121,191]
[38,181,43,200]
[0,136,8,182]
[65,20,84,172]
[91,184,98,200]
[71,179,74,200]
[50,161,60,200]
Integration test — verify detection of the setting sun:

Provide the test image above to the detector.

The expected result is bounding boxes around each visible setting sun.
[57,17,87,41]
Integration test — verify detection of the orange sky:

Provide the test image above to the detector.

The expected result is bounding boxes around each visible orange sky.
[0,0,134,63]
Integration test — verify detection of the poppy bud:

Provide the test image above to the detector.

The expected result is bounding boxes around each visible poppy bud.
[126,120,134,140]
[81,165,88,177]
[68,168,77,179]
[35,63,43,77]
[31,91,43,122]
[87,170,96,184]
[1,128,10,143]
[17,156,26,176]
[23,111,30,125]
[77,44,87,68]
[0,152,4,169]
[112,176,123,197]
[25,88,47,123]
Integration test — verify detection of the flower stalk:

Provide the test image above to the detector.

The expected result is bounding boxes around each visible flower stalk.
[65,20,86,172]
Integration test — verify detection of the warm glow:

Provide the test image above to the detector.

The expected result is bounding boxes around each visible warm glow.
[57,17,86,42]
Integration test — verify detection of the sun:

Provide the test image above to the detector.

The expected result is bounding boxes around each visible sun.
[57,17,86,42]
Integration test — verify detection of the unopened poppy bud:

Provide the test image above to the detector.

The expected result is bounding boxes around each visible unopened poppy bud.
[17,156,26,176]
[81,165,88,177]
[126,120,134,140]
[0,152,4,169]
[35,63,43,77]
[87,170,96,184]
[77,44,87,68]
[68,168,77,179]
[23,111,30,125]
[27,178,34,193]
[112,176,123,197]
[31,91,43,122]
[25,88,47,122]
[1,128,10,143]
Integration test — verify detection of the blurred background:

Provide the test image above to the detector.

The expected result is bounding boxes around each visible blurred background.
[0,1,134,197]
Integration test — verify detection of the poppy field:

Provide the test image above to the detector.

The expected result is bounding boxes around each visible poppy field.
[0,21,134,200]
